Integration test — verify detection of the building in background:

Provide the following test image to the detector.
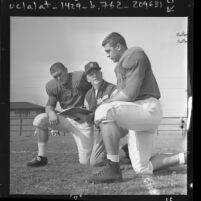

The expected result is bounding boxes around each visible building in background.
[10,102,45,136]
[10,102,45,118]
[10,102,64,136]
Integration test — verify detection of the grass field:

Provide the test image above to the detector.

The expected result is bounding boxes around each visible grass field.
[10,132,187,195]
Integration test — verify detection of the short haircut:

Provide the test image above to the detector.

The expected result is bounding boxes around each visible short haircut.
[102,32,127,48]
[50,62,67,73]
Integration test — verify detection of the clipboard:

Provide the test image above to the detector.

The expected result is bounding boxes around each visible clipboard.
[58,107,93,118]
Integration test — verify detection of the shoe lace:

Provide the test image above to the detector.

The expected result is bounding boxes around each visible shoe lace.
[36,156,42,161]
[30,156,41,162]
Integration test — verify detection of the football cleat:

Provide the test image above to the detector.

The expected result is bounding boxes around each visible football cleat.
[87,159,122,183]
[27,156,48,167]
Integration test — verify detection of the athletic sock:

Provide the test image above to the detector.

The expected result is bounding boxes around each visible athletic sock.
[107,154,119,163]
[178,153,185,164]
[38,142,47,157]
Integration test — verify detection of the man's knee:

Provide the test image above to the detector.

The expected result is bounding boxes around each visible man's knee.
[119,127,129,138]
[95,103,115,125]
[132,160,153,174]
[89,158,97,166]
[33,113,48,129]
[90,159,105,167]
[79,159,89,165]
[90,152,106,167]
[78,150,91,165]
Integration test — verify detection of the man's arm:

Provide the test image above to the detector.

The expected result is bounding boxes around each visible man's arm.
[102,90,130,103]
[46,105,59,125]
[102,51,147,104]
[45,81,59,125]
[45,105,56,115]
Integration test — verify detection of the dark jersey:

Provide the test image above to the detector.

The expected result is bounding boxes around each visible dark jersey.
[46,71,91,109]
[85,80,116,112]
[115,47,161,102]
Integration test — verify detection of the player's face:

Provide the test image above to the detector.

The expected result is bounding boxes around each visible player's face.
[103,43,121,63]
[51,68,68,85]
[87,69,102,85]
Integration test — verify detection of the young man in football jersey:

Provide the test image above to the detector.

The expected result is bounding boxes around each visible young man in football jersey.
[88,32,187,183]
[27,62,94,167]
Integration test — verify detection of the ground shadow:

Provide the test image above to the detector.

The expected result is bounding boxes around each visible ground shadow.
[154,165,187,176]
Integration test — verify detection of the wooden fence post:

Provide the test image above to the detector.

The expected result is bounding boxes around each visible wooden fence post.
[20,114,22,136]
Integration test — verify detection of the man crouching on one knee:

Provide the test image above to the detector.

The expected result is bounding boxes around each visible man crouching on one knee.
[27,62,93,167]
[87,32,187,184]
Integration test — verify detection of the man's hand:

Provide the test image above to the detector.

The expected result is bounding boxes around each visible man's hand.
[48,111,59,125]
[101,90,131,105]
[101,99,112,104]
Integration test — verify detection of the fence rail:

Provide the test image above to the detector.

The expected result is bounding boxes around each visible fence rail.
[10,116,187,136]
[156,117,187,135]
[10,117,35,135]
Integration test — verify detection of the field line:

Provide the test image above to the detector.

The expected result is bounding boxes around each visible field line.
[141,174,161,195]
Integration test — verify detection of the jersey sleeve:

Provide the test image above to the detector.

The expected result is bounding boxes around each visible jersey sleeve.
[108,84,117,98]
[121,50,147,100]
[110,88,118,97]
[80,72,92,91]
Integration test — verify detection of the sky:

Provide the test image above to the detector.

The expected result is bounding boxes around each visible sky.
[10,17,188,117]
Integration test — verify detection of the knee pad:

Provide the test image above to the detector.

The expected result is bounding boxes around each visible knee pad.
[95,103,115,125]
[132,160,153,174]
[34,127,48,135]
[79,157,90,165]
[78,149,91,165]
[33,113,48,129]
[90,151,106,167]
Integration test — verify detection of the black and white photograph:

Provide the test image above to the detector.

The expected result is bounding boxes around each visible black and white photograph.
[9,16,190,195]
[0,0,193,199]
